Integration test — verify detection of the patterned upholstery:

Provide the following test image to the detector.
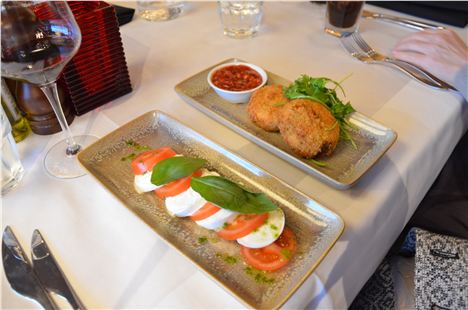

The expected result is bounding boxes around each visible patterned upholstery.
[349,258,395,310]
[415,229,468,310]
[351,228,467,310]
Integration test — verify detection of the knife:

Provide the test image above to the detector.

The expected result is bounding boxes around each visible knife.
[2,226,58,310]
[31,229,87,310]
[362,10,446,31]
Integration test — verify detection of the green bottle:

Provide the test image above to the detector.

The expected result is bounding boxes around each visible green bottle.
[1,78,30,142]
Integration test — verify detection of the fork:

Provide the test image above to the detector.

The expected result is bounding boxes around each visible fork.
[340,35,442,89]
[349,32,457,92]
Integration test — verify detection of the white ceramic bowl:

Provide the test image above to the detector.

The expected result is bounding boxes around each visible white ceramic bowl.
[207,62,268,104]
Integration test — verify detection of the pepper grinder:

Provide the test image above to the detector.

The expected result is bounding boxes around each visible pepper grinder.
[9,79,75,135]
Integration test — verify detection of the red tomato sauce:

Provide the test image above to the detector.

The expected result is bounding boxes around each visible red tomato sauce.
[211,65,262,91]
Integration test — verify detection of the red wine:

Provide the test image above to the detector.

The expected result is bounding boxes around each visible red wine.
[1,4,79,85]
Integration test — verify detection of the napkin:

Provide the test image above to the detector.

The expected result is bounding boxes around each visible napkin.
[368,1,468,28]
[113,4,135,26]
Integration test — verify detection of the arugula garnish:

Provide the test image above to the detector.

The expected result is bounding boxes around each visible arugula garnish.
[283,75,357,148]
[190,176,278,214]
[309,158,327,167]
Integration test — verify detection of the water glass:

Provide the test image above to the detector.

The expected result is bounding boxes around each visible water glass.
[1,107,24,195]
[137,1,184,21]
[218,1,263,39]
[324,1,364,37]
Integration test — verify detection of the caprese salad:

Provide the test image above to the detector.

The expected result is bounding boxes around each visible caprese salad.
[130,146,297,272]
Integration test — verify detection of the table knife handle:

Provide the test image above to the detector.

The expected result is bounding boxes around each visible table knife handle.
[383,16,444,31]
[363,11,445,31]
[384,58,457,91]
[2,226,59,310]
[64,289,86,310]
[34,289,59,310]
[31,230,87,310]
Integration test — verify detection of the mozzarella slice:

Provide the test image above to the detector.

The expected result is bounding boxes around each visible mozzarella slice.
[165,187,206,217]
[236,208,285,249]
[165,170,219,217]
[134,172,162,194]
[196,208,238,230]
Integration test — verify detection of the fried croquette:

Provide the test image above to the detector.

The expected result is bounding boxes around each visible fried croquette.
[278,99,340,158]
[248,85,289,132]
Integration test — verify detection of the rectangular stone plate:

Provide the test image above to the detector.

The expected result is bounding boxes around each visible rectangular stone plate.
[175,58,397,189]
[78,110,344,309]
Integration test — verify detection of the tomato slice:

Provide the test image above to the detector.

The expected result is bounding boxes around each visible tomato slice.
[217,213,269,241]
[240,227,297,271]
[155,170,202,198]
[263,227,297,254]
[131,147,177,175]
[190,202,220,221]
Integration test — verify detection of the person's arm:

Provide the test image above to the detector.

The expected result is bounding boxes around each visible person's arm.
[392,29,468,99]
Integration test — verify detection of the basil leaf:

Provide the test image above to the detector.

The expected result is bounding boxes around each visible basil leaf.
[244,192,278,213]
[191,176,278,214]
[151,156,206,185]
[190,176,246,210]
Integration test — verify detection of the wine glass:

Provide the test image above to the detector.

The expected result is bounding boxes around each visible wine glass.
[1,1,98,178]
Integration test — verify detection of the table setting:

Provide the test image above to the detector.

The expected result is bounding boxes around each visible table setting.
[2,1,467,309]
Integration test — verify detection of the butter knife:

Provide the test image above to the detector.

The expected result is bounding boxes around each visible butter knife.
[2,226,58,310]
[31,229,86,310]
[362,10,445,31]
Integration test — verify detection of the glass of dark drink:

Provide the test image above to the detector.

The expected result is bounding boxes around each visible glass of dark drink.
[1,1,98,178]
[324,1,364,37]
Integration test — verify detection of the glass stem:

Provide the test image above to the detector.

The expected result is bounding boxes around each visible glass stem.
[40,82,80,156]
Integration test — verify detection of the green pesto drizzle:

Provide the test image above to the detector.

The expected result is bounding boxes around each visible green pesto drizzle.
[121,139,151,161]
[280,249,292,260]
[216,253,238,265]
[198,236,208,245]
[244,267,275,284]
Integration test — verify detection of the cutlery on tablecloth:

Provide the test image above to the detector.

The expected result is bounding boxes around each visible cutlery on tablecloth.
[2,226,86,310]
[362,10,446,31]
[2,226,58,310]
[31,229,86,310]
[350,32,457,91]
[340,32,457,92]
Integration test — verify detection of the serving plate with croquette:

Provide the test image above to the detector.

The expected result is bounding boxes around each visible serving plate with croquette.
[175,58,397,189]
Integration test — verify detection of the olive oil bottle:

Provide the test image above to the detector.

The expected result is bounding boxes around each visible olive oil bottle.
[1,78,30,142]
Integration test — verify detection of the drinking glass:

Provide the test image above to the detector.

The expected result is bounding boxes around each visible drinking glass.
[1,105,24,194]
[218,1,263,39]
[137,1,185,21]
[324,1,364,37]
[1,1,98,178]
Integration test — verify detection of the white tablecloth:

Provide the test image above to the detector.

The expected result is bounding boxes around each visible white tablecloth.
[2,2,467,309]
